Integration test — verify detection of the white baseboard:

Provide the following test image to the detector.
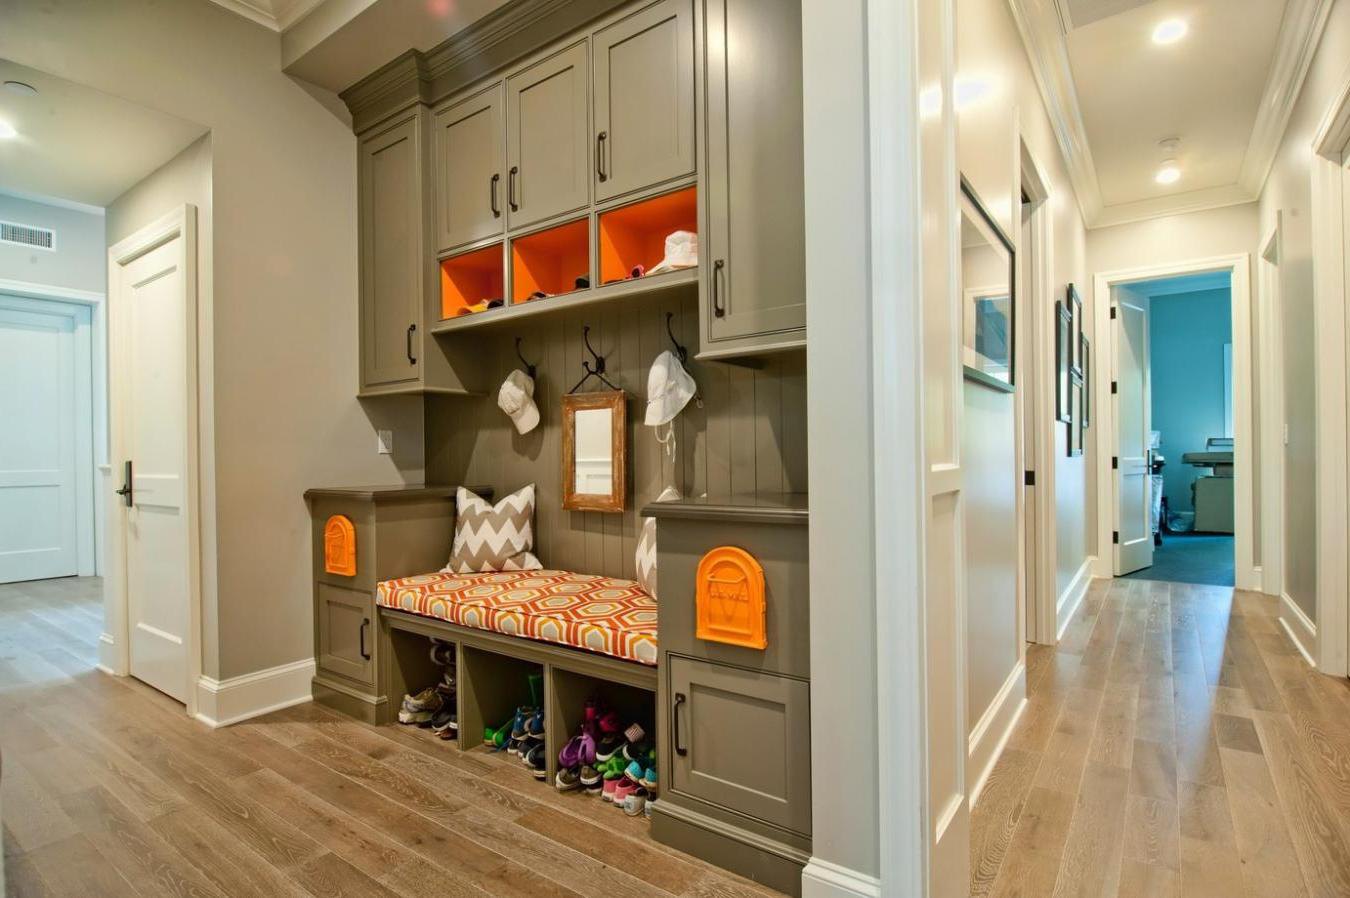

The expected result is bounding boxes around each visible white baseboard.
[195,658,315,728]
[1056,557,1095,641]
[97,632,122,676]
[1279,592,1318,667]
[801,858,882,898]
[967,660,1027,809]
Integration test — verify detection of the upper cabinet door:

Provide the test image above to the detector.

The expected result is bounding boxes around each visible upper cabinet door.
[359,113,424,389]
[433,85,505,254]
[701,0,805,352]
[505,42,591,230]
[592,0,695,202]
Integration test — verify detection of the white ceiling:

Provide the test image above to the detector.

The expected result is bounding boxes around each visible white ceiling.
[0,59,207,208]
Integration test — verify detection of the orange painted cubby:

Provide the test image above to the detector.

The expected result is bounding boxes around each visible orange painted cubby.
[511,218,590,304]
[440,244,505,319]
[598,186,697,286]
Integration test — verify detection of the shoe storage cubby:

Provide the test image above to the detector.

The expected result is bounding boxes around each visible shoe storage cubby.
[440,243,505,319]
[598,185,696,286]
[510,218,590,304]
[458,645,543,753]
[548,668,656,771]
[384,626,451,709]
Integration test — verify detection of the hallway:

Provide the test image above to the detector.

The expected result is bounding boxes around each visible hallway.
[971,577,1350,896]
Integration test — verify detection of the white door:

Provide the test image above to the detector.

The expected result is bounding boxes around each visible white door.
[1115,286,1154,575]
[111,211,197,704]
[0,298,90,583]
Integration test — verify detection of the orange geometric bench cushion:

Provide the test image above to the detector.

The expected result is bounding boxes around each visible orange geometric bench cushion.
[376,569,658,666]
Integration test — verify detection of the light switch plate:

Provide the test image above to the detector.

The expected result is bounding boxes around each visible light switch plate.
[377,430,393,455]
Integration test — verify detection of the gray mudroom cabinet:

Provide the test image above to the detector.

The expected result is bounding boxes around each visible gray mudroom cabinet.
[505,41,592,230]
[592,0,696,202]
[432,85,505,254]
[698,0,806,357]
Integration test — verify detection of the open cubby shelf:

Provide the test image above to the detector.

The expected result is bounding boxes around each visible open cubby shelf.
[599,186,697,286]
[440,243,505,320]
[512,218,591,305]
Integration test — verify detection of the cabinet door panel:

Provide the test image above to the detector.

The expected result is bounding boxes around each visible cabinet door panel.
[702,0,805,346]
[318,583,375,685]
[593,0,694,201]
[434,86,505,253]
[360,114,423,388]
[506,42,590,229]
[669,656,811,834]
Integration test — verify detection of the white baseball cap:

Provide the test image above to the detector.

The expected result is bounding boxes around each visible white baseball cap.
[647,230,698,276]
[644,350,697,426]
[498,369,540,435]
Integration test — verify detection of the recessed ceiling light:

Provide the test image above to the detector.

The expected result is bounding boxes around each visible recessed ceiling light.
[3,80,37,97]
[0,120,17,140]
[1155,161,1182,185]
[1153,19,1188,45]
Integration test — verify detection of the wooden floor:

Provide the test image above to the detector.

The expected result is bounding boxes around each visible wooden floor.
[971,576,1350,898]
[0,577,786,898]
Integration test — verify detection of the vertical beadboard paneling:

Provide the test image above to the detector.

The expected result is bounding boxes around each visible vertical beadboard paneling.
[425,289,806,578]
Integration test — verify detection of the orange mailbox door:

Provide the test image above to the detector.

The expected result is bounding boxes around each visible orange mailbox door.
[695,546,767,649]
[324,515,357,576]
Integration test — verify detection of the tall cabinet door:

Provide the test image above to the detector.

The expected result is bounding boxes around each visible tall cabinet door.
[359,112,424,389]
[433,85,505,253]
[505,42,590,230]
[593,0,695,202]
[701,0,806,352]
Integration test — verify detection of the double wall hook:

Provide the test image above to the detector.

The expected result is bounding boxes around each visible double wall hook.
[666,312,688,363]
[569,325,620,393]
[515,337,538,380]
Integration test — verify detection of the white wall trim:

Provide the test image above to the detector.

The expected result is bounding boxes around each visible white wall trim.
[194,657,315,728]
[96,632,120,676]
[0,277,104,306]
[967,661,1027,810]
[1279,592,1318,668]
[1056,558,1094,640]
[204,0,325,31]
[0,187,105,217]
[1258,221,1285,599]
[802,859,883,898]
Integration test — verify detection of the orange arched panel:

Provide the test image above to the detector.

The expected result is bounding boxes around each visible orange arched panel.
[695,546,767,650]
[324,515,356,577]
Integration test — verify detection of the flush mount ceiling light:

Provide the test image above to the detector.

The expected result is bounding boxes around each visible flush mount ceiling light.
[3,80,37,97]
[1155,161,1182,185]
[0,120,17,140]
[1152,18,1188,45]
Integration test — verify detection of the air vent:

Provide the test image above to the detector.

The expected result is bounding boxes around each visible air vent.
[1054,0,1151,32]
[0,220,56,251]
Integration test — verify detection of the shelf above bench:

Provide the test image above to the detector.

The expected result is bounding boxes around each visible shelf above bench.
[641,492,808,525]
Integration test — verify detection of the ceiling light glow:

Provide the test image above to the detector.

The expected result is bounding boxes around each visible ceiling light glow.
[0,120,17,140]
[3,80,37,97]
[1155,162,1181,185]
[1152,19,1187,45]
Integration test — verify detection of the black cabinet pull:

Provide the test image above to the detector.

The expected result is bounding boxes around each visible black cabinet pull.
[359,618,370,660]
[490,173,501,217]
[596,131,608,182]
[114,460,133,508]
[508,166,519,211]
[712,259,726,317]
[673,692,688,756]
[406,323,417,365]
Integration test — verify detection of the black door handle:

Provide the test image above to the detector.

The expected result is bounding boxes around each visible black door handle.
[712,259,726,317]
[508,166,519,211]
[596,131,608,182]
[673,692,688,756]
[406,323,417,365]
[490,173,501,217]
[114,460,133,508]
[360,618,371,660]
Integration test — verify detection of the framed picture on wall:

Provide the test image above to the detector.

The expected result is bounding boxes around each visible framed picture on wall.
[958,177,1016,391]
[1080,334,1091,430]
[1068,283,1084,380]
[1055,301,1073,423]
[1068,374,1084,457]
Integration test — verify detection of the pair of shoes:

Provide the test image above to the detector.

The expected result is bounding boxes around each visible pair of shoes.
[428,640,454,666]
[597,722,645,763]
[521,742,546,779]
[398,687,444,725]
[622,787,653,817]
[430,704,457,737]
[624,759,657,791]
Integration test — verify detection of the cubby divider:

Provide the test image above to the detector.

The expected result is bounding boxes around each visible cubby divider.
[598,185,697,286]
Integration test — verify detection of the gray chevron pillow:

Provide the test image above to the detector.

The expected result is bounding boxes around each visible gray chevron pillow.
[445,485,543,573]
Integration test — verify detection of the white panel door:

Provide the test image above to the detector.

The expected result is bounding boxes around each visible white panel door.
[1115,288,1154,575]
[0,299,83,583]
[118,235,191,702]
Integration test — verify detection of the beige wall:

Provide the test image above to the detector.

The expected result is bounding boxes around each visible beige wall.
[3,0,424,680]
[1087,203,1259,274]
[1254,0,1350,623]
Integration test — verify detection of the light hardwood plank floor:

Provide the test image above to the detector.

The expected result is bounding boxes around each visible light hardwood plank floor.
[972,576,1350,898]
[0,577,787,898]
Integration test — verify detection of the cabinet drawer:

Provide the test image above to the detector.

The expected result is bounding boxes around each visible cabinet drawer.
[668,656,810,834]
[317,584,375,686]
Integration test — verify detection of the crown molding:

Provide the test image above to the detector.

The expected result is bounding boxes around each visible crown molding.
[1091,183,1256,230]
[1240,0,1334,195]
[207,0,325,31]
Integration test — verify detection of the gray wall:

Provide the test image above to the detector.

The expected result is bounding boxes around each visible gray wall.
[425,292,806,577]
[2,0,423,680]
[0,193,106,294]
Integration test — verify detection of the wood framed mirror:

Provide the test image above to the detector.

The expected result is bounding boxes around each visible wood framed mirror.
[562,391,627,513]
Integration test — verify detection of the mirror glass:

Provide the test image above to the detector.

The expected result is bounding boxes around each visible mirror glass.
[960,183,1015,388]
[573,407,614,495]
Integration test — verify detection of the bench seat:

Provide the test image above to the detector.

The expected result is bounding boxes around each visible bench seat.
[376,569,658,666]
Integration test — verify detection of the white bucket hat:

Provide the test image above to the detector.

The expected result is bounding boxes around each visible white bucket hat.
[645,350,697,427]
[647,230,699,276]
[498,369,540,435]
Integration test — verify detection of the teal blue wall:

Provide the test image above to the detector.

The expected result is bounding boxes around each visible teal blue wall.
[1149,287,1231,513]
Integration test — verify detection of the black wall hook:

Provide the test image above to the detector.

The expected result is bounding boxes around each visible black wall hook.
[515,337,537,379]
[665,312,688,363]
[570,325,620,393]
